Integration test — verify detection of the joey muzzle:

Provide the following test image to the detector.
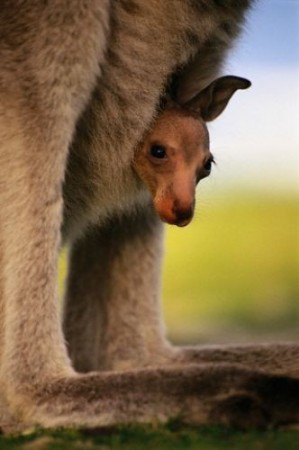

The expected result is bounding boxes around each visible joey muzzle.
[154,195,195,227]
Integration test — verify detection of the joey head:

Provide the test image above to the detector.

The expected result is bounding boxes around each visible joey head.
[134,76,251,227]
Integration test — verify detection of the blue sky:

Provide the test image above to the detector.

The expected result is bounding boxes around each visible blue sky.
[205,0,299,194]
[236,0,299,69]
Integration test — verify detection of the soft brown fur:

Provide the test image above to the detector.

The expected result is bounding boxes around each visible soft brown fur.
[133,76,251,227]
[0,0,298,434]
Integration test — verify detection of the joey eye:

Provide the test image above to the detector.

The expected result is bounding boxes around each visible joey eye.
[197,156,215,183]
[204,156,214,172]
[150,145,167,159]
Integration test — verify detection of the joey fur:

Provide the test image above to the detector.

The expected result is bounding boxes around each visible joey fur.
[0,0,298,434]
[133,76,251,227]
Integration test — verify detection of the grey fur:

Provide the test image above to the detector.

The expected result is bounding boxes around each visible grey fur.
[0,0,298,434]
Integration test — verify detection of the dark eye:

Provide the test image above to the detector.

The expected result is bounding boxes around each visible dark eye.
[204,156,214,172]
[150,145,167,159]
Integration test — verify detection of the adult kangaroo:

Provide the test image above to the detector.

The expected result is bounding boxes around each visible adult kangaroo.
[0,0,298,433]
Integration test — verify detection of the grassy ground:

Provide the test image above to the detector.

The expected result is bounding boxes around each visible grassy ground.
[2,425,299,450]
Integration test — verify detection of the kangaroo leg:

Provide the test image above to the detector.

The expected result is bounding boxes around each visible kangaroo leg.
[13,365,299,432]
[1,362,298,433]
[0,95,72,429]
[171,344,299,378]
[63,206,173,372]
[0,0,111,430]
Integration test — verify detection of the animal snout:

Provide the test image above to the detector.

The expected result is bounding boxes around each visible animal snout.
[172,201,194,227]
[154,195,195,226]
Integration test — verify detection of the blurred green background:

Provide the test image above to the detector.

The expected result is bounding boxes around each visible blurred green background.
[163,189,299,344]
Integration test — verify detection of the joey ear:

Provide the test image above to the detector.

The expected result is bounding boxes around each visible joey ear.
[184,76,251,122]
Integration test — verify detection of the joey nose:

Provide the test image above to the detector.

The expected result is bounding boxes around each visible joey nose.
[172,204,194,227]
[154,193,195,226]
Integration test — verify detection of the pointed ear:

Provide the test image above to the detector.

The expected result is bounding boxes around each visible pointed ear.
[184,76,251,122]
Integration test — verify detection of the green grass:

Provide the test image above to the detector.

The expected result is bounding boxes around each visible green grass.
[2,425,299,450]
